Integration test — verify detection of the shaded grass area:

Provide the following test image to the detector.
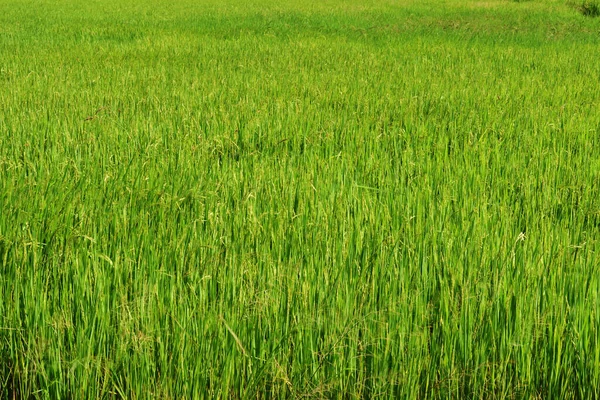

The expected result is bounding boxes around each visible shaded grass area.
[1,0,600,398]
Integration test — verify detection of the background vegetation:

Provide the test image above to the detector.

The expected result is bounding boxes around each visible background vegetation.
[1,0,600,397]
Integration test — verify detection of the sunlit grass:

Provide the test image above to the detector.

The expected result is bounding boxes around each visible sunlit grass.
[1,0,600,398]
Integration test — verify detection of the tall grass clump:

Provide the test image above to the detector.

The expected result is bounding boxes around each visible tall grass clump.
[578,0,600,16]
[1,0,600,398]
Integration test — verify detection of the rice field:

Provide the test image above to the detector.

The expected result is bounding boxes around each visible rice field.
[1,0,600,398]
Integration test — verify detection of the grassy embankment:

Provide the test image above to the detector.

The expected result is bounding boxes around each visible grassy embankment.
[1,0,600,397]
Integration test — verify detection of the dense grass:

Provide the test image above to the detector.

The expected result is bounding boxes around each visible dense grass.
[1,0,600,398]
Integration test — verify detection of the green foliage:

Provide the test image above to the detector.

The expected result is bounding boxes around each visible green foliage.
[578,0,600,16]
[1,0,600,398]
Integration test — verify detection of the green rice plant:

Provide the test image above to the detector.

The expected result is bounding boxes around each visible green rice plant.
[1,0,600,398]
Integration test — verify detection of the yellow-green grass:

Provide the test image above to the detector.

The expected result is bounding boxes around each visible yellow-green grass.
[1,0,600,398]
